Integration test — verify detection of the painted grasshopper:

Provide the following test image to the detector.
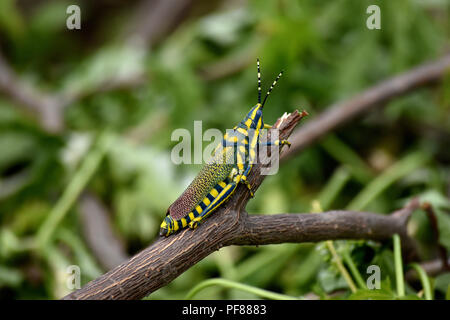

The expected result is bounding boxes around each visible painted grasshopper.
[160,59,294,236]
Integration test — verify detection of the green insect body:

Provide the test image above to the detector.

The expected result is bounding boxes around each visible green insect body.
[160,59,291,237]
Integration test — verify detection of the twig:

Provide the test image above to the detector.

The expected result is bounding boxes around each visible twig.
[123,0,193,49]
[0,0,193,133]
[79,193,129,271]
[405,258,450,282]
[0,48,145,132]
[421,202,450,271]
[198,49,257,81]
[61,0,195,107]
[63,111,419,300]
[282,54,450,161]
[0,52,64,132]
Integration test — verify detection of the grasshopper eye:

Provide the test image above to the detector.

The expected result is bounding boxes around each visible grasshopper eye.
[160,219,169,236]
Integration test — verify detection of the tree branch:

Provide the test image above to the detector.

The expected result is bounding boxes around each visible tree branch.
[421,202,450,271]
[63,110,420,300]
[0,0,194,133]
[232,202,419,252]
[282,54,450,161]
[0,52,65,132]
[123,0,192,49]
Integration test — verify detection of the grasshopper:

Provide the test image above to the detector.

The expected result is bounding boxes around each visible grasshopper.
[160,59,293,236]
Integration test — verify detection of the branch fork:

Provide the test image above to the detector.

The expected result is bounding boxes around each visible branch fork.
[63,110,419,300]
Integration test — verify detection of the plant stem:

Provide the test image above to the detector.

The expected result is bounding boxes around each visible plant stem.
[409,263,432,300]
[312,200,358,293]
[318,166,350,211]
[185,278,300,300]
[393,234,405,297]
[347,151,427,211]
[37,130,113,247]
[325,240,358,293]
[342,250,366,289]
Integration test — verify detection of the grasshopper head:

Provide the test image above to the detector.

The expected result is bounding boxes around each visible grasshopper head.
[159,215,174,236]
[239,103,264,130]
[240,59,283,131]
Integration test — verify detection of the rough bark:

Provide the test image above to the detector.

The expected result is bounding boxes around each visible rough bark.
[63,111,419,300]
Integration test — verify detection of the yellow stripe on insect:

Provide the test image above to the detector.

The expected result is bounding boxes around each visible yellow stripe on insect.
[218,181,227,188]
[237,128,248,135]
[204,181,240,220]
[195,205,202,214]
[189,212,195,220]
[203,198,211,206]
[250,128,260,149]
[236,153,245,169]
[251,107,258,119]
[205,183,234,214]
[225,137,238,145]
[181,218,187,227]
[210,188,219,197]
[250,149,256,163]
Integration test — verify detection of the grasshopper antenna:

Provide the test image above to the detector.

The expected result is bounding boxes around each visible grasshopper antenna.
[257,59,262,104]
[262,70,283,108]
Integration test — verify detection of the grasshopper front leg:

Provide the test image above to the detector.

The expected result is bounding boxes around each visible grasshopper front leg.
[259,139,291,148]
[239,163,254,197]
[235,145,255,197]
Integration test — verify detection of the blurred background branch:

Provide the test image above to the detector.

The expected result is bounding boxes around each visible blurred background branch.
[0,0,195,132]
[282,54,450,161]
[79,193,129,271]
[0,0,449,300]
[63,201,420,300]
[0,51,64,131]
[123,0,193,49]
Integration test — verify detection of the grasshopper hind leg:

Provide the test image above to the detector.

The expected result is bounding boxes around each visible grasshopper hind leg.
[188,178,239,229]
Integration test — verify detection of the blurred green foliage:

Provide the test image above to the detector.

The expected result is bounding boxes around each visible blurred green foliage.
[0,0,449,300]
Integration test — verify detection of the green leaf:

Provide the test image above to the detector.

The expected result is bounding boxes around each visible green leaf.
[0,265,23,287]
[348,277,396,300]
[349,288,395,300]
[0,0,25,38]
[434,273,450,296]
